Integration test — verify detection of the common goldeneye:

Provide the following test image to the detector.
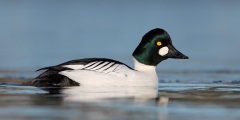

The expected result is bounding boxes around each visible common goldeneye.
[23,28,188,88]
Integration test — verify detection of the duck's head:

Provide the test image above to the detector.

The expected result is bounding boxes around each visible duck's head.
[132,28,188,66]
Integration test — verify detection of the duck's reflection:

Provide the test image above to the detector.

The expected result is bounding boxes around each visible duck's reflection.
[26,86,170,120]
[41,86,163,105]
[43,86,159,102]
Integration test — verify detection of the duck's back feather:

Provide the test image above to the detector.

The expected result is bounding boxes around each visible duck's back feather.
[24,58,133,87]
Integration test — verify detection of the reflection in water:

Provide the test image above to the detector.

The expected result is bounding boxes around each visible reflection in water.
[1,82,240,120]
[24,86,168,120]
[43,86,159,102]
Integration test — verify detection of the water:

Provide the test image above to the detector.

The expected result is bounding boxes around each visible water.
[0,1,240,120]
[0,82,240,120]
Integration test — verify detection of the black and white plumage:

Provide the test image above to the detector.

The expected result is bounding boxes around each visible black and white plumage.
[24,58,134,87]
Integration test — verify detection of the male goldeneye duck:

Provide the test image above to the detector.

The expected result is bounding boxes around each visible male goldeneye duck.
[23,28,188,87]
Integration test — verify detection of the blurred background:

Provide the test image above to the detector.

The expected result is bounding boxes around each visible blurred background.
[0,0,239,81]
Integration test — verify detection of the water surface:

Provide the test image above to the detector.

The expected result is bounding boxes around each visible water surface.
[0,80,240,120]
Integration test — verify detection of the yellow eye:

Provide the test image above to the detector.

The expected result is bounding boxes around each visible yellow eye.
[156,41,162,46]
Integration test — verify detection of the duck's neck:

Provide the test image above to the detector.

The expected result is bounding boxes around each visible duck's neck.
[133,57,156,74]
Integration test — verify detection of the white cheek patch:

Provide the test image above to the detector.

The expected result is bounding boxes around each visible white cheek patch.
[159,47,169,56]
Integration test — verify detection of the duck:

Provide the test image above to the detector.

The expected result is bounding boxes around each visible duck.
[23,28,188,88]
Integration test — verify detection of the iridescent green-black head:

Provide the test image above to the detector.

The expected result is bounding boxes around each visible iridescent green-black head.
[132,28,188,66]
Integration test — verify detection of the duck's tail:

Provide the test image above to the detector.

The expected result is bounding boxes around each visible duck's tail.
[23,70,80,87]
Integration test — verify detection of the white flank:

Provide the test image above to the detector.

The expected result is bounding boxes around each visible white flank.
[59,58,158,87]
[159,47,169,56]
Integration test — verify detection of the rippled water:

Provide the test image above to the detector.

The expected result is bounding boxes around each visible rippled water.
[0,80,240,120]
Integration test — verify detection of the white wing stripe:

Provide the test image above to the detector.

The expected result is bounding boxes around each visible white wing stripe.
[84,61,102,69]
[61,60,133,79]
[83,62,97,68]
[103,64,119,73]
[63,65,84,70]
[90,62,109,70]
[101,62,115,71]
